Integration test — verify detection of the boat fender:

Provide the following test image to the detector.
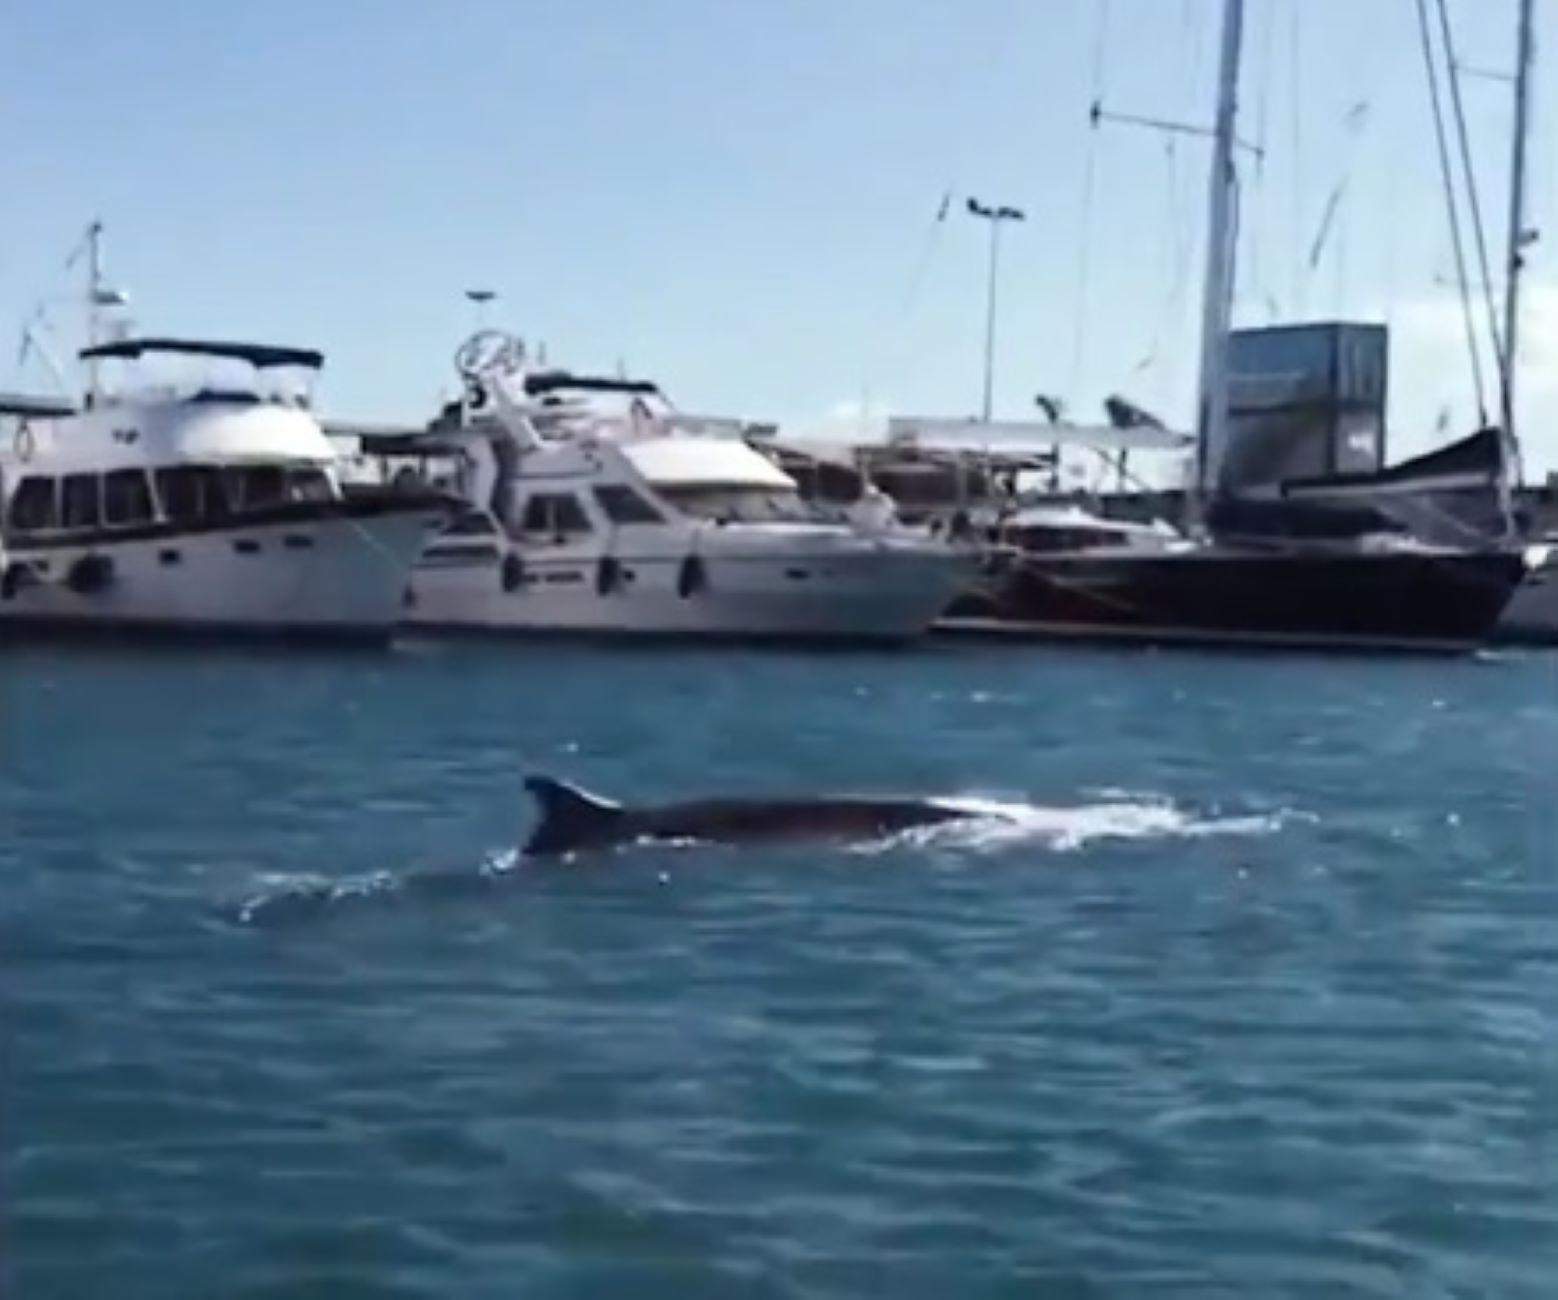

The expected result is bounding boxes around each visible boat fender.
[677,553,707,598]
[501,551,525,592]
[1,561,34,600]
[65,553,115,596]
[596,555,621,596]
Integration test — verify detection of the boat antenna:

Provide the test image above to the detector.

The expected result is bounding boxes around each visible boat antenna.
[465,288,497,332]
[63,220,129,408]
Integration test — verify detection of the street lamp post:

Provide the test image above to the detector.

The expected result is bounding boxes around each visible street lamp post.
[966,197,1025,420]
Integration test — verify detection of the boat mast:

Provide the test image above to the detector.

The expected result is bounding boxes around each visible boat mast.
[83,220,106,407]
[1499,0,1537,478]
[1188,0,1246,530]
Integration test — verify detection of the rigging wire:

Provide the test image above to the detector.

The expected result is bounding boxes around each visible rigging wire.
[1412,0,1488,423]
[1068,0,1113,403]
[1288,0,1306,314]
[1246,0,1276,320]
[1433,0,1506,389]
[1131,137,1196,386]
[896,189,956,322]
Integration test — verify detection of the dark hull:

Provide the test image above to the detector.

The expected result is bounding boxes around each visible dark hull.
[939,546,1531,655]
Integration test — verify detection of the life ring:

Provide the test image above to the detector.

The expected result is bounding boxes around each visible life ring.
[65,552,114,596]
[500,551,525,592]
[596,555,621,596]
[677,553,707,598]
[13,422,35,463]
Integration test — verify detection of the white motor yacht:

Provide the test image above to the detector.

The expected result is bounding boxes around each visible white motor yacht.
[0,337,452,645]
[345,332,971,645]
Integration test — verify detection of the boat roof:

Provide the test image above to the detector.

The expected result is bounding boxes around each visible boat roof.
[523,370,662,397]
[78,336,325,370]
[0,390,75,419]
[622,435,795,489]
[886,415,1191,454]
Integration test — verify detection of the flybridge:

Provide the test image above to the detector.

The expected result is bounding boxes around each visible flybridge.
[78,337,326,371]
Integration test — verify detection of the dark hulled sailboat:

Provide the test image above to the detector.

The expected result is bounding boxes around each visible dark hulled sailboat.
[939,0,1537,654]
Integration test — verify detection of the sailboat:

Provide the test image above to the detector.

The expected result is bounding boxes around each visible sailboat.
[1213,0,1555,646]
[943,0,1538,653]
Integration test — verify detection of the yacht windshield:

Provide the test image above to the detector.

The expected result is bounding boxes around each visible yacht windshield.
[656,484,824,524]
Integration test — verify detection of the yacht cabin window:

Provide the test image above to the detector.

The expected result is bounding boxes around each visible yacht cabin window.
[657,484,814,524]
[287,467,335,503]
[61,474,101,530]
[6,476,58,533]
[441,509,499,537]
[221,465,288,511]
[156,466,229,523]
[520,493,594,541]
[593,485,665,525]
[103,469,156,527]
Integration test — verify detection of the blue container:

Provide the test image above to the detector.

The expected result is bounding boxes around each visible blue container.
[1221,321,1389,490]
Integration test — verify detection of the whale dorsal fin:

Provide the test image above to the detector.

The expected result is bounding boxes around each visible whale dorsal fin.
[523,776,624,856]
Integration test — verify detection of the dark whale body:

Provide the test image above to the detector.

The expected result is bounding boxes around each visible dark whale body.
[522,775,984,857]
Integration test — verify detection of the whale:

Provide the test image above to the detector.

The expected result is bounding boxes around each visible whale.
[521,774,988,857]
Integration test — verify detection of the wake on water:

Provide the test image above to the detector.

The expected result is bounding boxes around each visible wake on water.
[229,795,1305,928]
[226,793,1308,930]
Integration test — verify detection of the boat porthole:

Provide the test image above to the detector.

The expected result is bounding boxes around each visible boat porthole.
[596,555,621,596]
[501,552,525,592]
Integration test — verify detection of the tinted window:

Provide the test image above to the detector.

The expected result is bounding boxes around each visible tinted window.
[103,469,155,526]
[520,493,593,537]
[594,484,664,525]
[223,464,288,511]
[156,466,229,523]
[287,467,335,503]
[7,476,58,532]
[61,474,101,529]
[443,509,498,537]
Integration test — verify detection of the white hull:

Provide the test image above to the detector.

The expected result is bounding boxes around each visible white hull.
[0,511,436,644]
[404,527,968,644]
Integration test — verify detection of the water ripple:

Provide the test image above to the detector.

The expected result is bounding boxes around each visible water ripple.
[5,643,1555,1298]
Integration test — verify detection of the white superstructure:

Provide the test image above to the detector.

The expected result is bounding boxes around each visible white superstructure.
[346,332,972,645]
[0,337,450,644]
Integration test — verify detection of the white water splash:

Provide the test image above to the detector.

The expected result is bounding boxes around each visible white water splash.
[876,795,1304,855]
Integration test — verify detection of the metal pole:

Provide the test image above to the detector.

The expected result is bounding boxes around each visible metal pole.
[86,220,103,406]
[1188,0,1245,525]
[982,218,1001,420]
[966,198,1025,421]
[1500,0,1535,478]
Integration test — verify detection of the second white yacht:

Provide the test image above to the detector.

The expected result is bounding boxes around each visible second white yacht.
[341,333,972,645]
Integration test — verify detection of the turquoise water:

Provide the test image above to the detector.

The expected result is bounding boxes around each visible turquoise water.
[5,639,1556,1298]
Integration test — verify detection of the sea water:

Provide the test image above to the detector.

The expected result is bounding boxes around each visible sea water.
[3,639,1555,1298]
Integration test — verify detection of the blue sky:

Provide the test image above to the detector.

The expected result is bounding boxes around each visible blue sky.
[3,0,1553,474]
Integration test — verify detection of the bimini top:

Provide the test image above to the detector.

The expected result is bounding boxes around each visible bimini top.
[78,336,325,371]
[621,435,796,490]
